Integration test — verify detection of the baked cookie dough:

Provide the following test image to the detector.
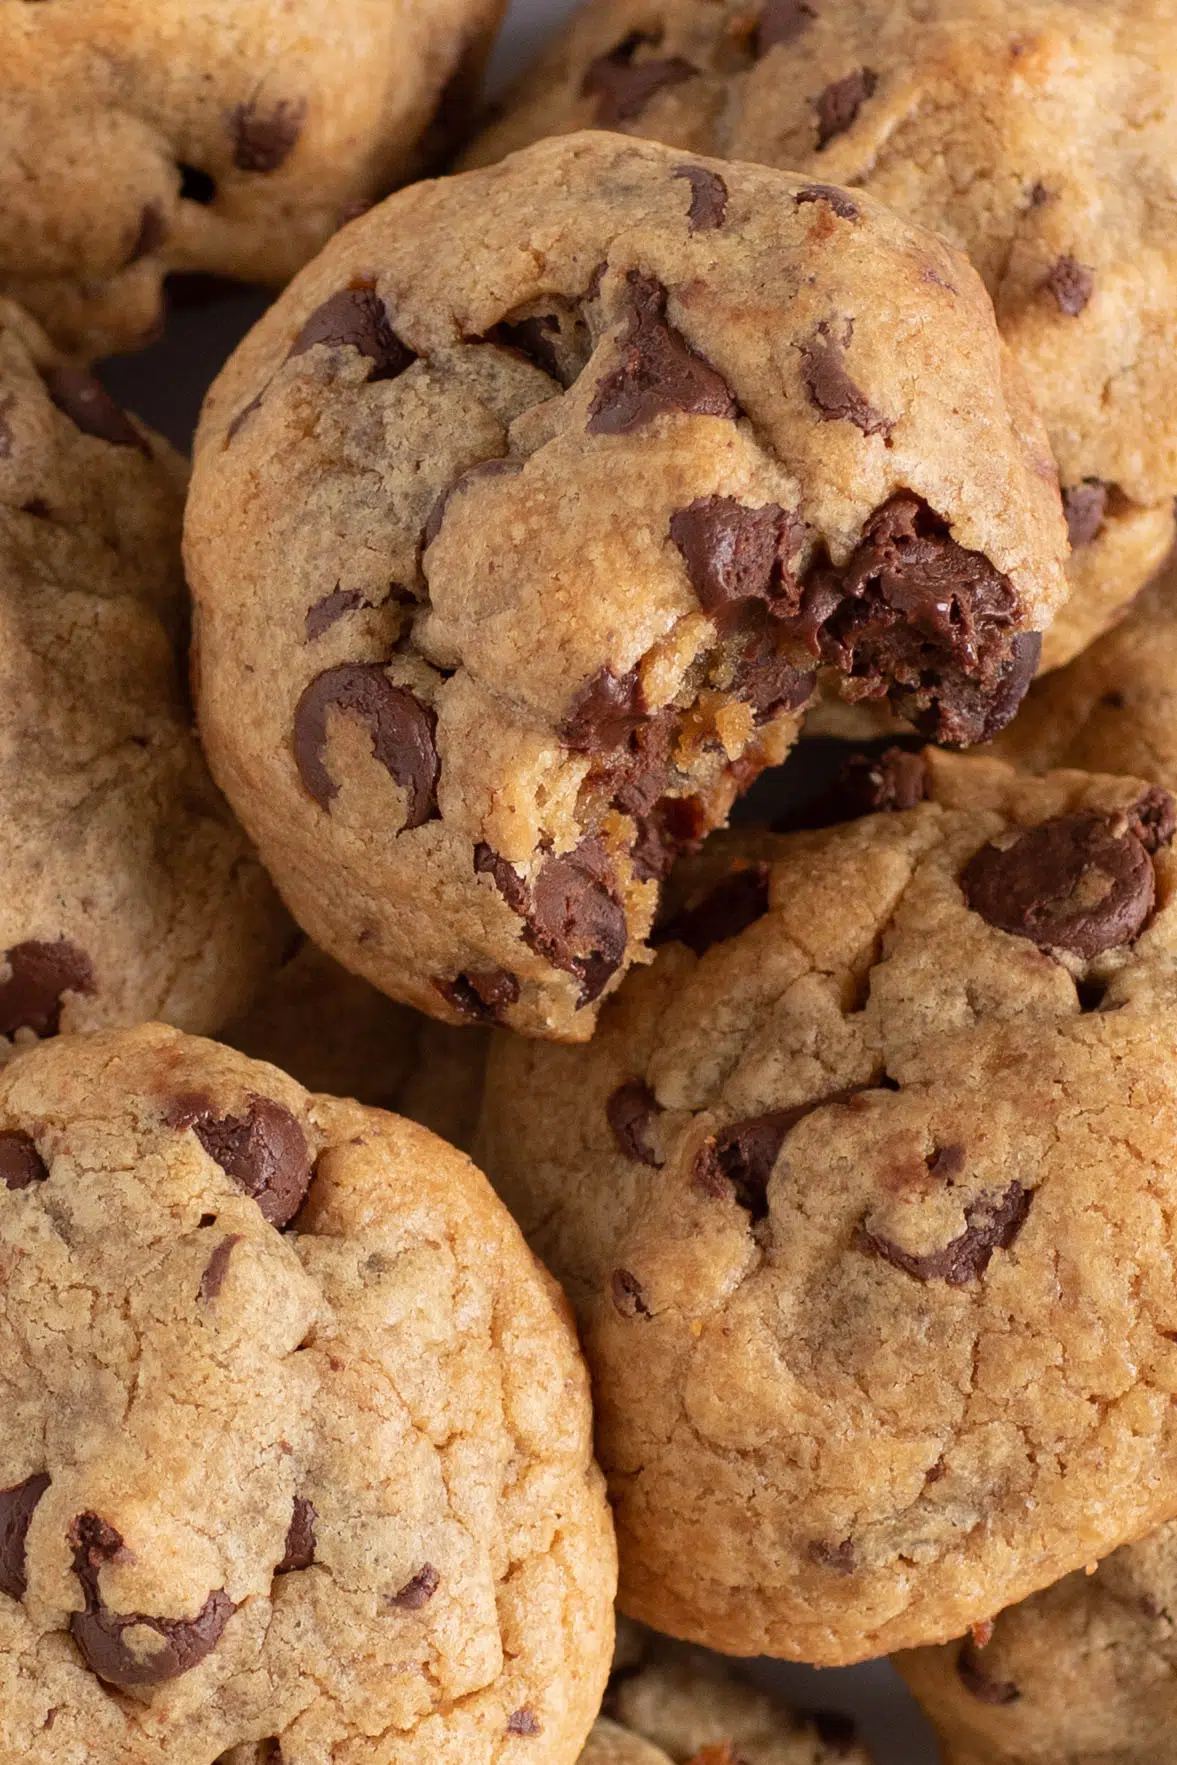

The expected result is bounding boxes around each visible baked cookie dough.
[467,0,1177,667]
[0,0,505,358]
[186,130,1067,1041]
[0,299,287,1052]
[896,1520,1177,1764]
[476,749,1177,1661]
[0,1023,614,1763]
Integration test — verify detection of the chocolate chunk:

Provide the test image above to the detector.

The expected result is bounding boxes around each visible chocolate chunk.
[289,288,414,382]
[808,1539,857,1574]
[304,588,369,641]
[1045,255,1094,316]
[795,184,860,220]
[293,664,439,824]
[732,613,816,720]
[423,456,522,550]
[956,1641,1021,1705]
[434,970,520,1023]
[812,1712,860,1755]
[127,201,167,264]
[587,271,738,435]
[0,939,95,1038]
[1131,787,1177,853]
[231,97,307,173]
[653,862,771,955]
[675,165,728,232]
[174,1094,312,1228]
[757,0,817,51]
[815,69,876,146]
[42,368,145,451]
[859,1182,1032,1285]
[275,1498,316,1573]
[789,746,928,830]
[197,1234,243,1303]
[962,812,1157,957]
[560,666,647,750]
[0,1473,50,1600]
[390,1562,439,1609]
[800,319,891,437]
[0,1130,48,1191]
[69,1513,234,1687]
[670,496,798,619]
[581,34,697,126]
[607,1080,663,1165]
[1062,479,1108,548]
[507,1707,543,1736]
[178,163,217,205]
[611,1268,650,1318]
[525,840,628,1005]
[694,1109,797,1219]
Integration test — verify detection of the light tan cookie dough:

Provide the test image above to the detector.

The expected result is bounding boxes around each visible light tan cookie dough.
[896,1519,1177,1764]
[467,0,1177,666]
[0,0,505,358]
[0,299,287,1053]
[476,749,1177,1662]
[0,1022,614,1763]
[186,130,1067,1042]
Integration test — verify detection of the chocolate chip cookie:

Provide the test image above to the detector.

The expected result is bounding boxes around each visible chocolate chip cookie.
[467,0,1177,668]
[896,1519,1177,1764]
[0,0,505,358]
[186,130,1068,1041]
[0,299,287,1052]
[0,1022,614,1763]
[476,748,1177,1660]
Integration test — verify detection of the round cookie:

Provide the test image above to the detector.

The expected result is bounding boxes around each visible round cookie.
[0,0,505,358]
[466,0,1177,667]
[896,1520,1177,1764]
[0,299,287,1052]
[0,1022,614,1763]
[475,749,1177,1661]
[186,130,1068,1042]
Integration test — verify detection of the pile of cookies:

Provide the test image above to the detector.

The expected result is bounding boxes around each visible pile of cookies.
[2,1,1176,1759]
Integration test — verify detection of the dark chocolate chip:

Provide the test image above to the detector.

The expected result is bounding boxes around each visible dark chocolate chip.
[69,1512,234,1687]
[559,666,647,750]
[275,1498,316,1574]
[675,164,728,232]
[423,456,522,550]
[956,1640,1021,1705]
[800,319,891,437]
[693,1109,796,1219]
[434,970,520,1024]
[606,1080,663,1165]
[173,1094,312,1228]
[1131,787,1177,854]
[289,288,415,382]
[1062,479,1108,548]
[304,588,369,641]
[0,1473,50,1600]
[815,69,876,146]
[293,664,439,824]
[786,746,928,829]
[231,97,307,173]
[859,1182,1032,1285]
[581,34,697,126]
[197,1234,243,1303]
[610,1268,650,1318]
[507,1707,543,1736]
[795,184,860,220]
[0,1130,48,1191]
[653,862,771,955]
[587,271,738,435]
[961,812,1157,958]
[524,840,628,1005]
[808,1539,857,1574]
[0,939,95,1038]
[1045,255,1094,316]
[390,1562,440,1609]
[670,496,799,619]
[732,615,817,721]
[127,201,168,265]
[178,163,217,205]
[757,0,817,52]
[42,368,145,451]
[474,844,530,916]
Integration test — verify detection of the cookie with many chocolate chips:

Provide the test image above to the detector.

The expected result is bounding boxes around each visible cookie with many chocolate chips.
[0,1023,614,1763]
[186,131,1067,1041]
[0,299,287,1052]
[466,0,1177,668]
[0,0,505,358]
[897,1519,1177,1764]
[475,750,1177,1660]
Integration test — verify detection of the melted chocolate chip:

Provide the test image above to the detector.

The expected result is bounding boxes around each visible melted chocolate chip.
[800,319,891,437]
[653,862,771,955]
[732,615,817,720]
[293,664,439,824]
[611,1268,650,1318]
[42,368,145,451]
[795,184,859,220]
[390,1562,440,1609]
[788,746,928,830]
[507,1708,542,1736]
[670,496,798,619]
[289,288,415,382]
[1045,255,1094,316]
[758,0,817,51]
[607,1080,663,1165]
[560,666,647,750]
[275,1498,316,1573]
[956,1640,1021,1704]
[1131,787,1177,853]
[197,1234,243,1302]
[525,840,628,1005]
[859,1182,1032,1285]
[629,793,709,883]
[127,201,168,264]
[434,970,520,1023]
[676,165,728,232]
[231,97,307,173]
[581,34,697,125]
[587,272,738,435]
[0,1130,48,1191]
[0,939,95,1038]
[173,1094,312,1228]
[304,588,369,640]
[694,1109,797,1219]
[961,812,1157,958]
[815,69,876,146]
[0,1472,50,1600]
[1062,479,1107,548]
[69,1513,234,1687]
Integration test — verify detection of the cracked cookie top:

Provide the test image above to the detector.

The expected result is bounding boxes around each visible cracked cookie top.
[0,1023,614,1764]
[475,749,1177,1660]
[186,130,1067,1041]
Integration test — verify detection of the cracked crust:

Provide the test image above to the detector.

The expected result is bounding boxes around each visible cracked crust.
[465,0,1177,665]
[0,0,505,358]
[186,130,1067,1042]
[0,299,288,1053]
[475,749,1177,1661]
[0,1023,614,1763]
